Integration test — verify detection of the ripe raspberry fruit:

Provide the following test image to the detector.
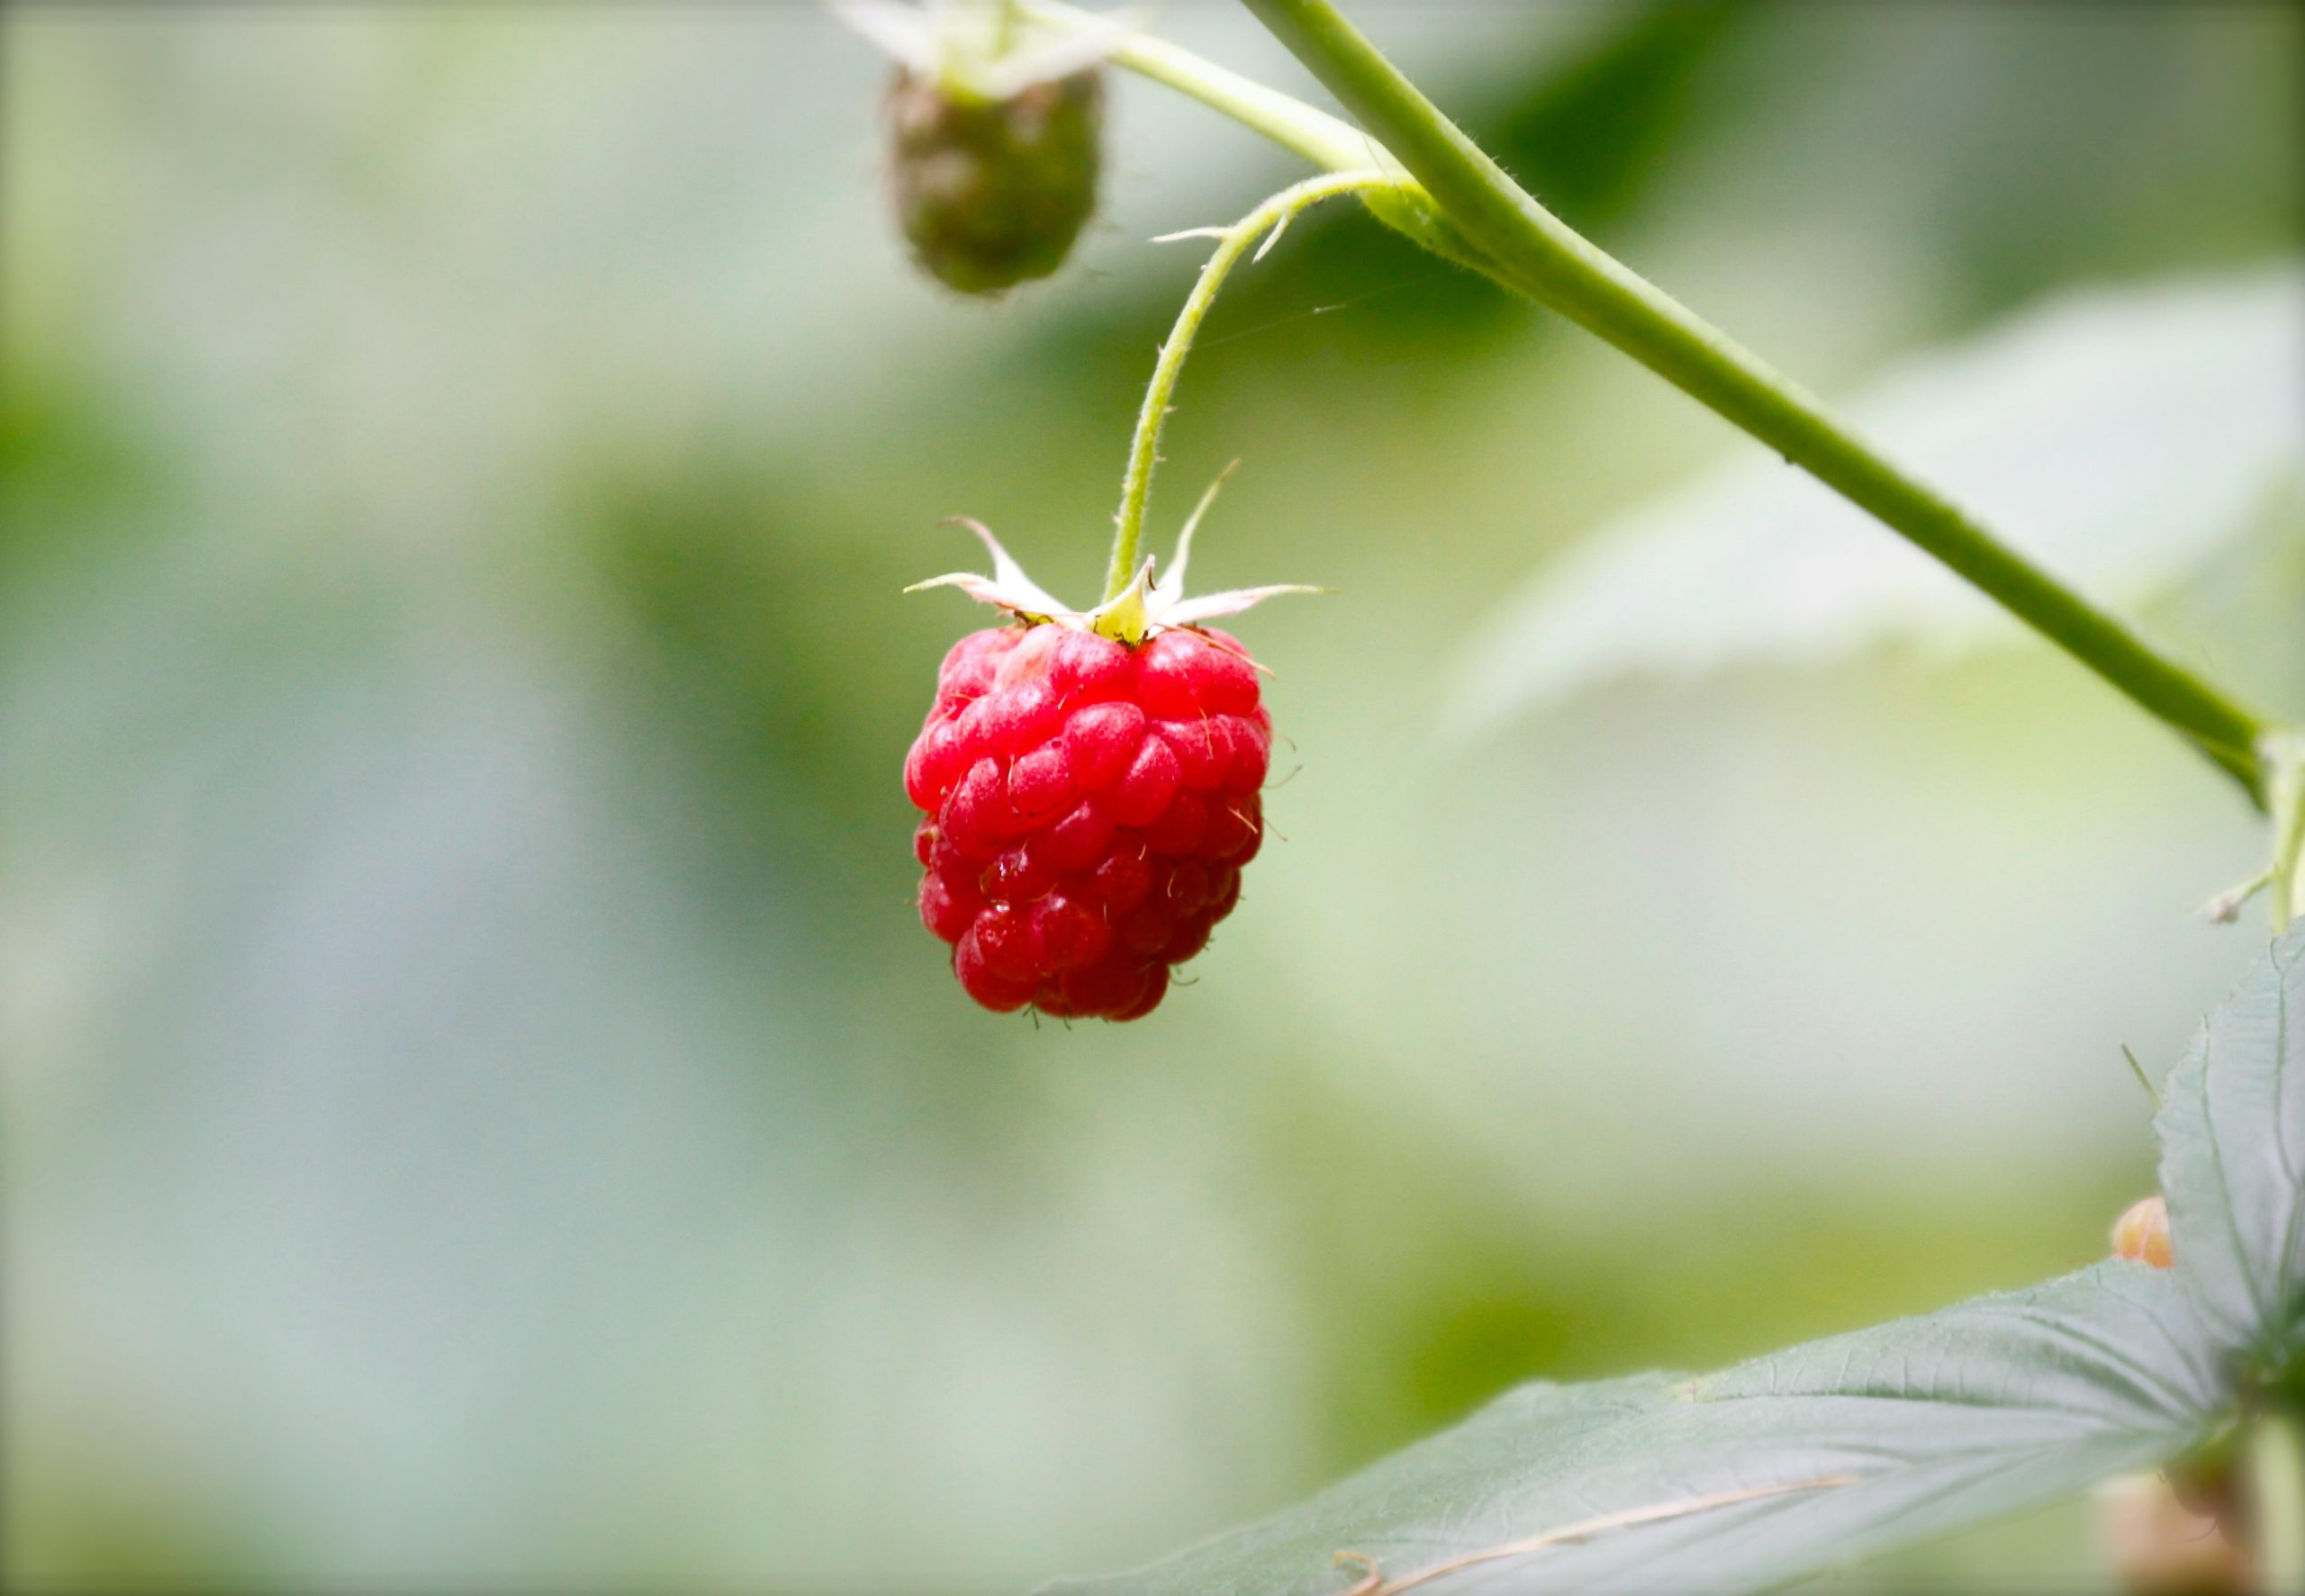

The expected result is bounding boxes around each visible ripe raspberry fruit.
[904,515,1312,1021]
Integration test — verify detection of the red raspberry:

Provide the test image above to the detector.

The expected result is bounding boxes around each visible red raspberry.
[906,622,1270,1020]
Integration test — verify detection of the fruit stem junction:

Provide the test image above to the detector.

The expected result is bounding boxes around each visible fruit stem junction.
[1037,0,2287,803]
[1107,168,1403,605]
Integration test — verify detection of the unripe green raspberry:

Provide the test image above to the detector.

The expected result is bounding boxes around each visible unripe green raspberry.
[887,66,1102,295]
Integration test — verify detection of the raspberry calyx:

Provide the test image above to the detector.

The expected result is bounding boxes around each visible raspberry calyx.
[903,514,1312,1020]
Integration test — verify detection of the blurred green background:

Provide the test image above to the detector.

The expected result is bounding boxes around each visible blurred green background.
[4,2,2301,1589]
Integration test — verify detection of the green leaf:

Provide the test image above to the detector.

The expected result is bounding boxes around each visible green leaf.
[2156,924,2305,1372]
[1054,929,2305,1596]
[1053,1267,2219,1595]
[1449,265,2305,733]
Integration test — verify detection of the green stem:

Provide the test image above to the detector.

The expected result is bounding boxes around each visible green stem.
[1026,0,2281,797]
[1018,0,1493,280]
[1023,0,1368,171]
[1105,169,1401,602]
[2267,735,2305,933]
[1219,0,2279,802]
[2250,1411,2305,1592]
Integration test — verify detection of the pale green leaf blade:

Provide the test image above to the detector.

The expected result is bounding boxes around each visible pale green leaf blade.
[2156,924,2305,1368]
[1053,1265,2219,1595]
[1451,266,2305,733]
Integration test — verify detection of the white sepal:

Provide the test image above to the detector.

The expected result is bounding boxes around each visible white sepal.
[971,10,1145,102]
[1152,459,1234,609]
[1160,584,1325,628]
[908,467,1319,644]
[830,0,1145,102]
[904,518,1073,620]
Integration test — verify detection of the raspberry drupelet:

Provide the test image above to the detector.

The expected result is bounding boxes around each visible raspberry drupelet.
[908,623,1270,1019]
[902,510,1309,1021]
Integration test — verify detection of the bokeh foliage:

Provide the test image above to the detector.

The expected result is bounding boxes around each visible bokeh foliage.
[3,4,2300,1589]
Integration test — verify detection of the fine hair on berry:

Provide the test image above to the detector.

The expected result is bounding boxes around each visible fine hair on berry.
[906,621,1270,1021]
